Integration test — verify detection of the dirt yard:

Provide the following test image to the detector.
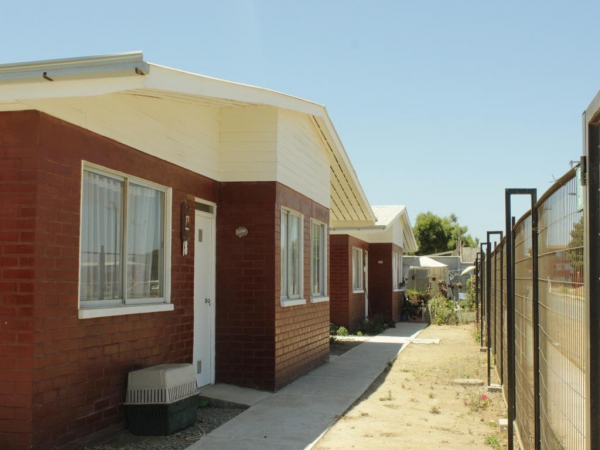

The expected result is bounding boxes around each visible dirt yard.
[314,324,509,450]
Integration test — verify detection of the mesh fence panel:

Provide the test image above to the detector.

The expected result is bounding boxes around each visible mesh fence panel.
[537,174,585,450]
[494,243,504,384]
[514,213,535,448]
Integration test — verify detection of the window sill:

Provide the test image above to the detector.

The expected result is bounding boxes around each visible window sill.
[79,303,174,319]
[311,296,330,303]
[352,289,365,294]
[280,298,307,307]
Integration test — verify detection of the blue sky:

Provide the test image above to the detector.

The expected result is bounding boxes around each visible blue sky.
[3,0,599,243]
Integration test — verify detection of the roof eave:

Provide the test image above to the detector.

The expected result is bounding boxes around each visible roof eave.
[0,51,149,84]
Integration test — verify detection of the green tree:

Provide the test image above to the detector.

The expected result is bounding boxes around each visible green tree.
[412,212,479,255]
[566,215,584,274]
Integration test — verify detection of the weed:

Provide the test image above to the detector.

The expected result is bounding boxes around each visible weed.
[484,434,500,447]
[379,390,394,401]
[429,406,441,414]
[464,392,493,412]
[429,392,435,399]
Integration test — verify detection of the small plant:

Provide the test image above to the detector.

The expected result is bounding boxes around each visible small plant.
[428,392,435,399]
[407,289,420,300]
[356,330,363,336]
[329,323,339,335]
[464,391,493,412]
[336,326,349,336]
[429,405,441,414]
[484,434,500,447]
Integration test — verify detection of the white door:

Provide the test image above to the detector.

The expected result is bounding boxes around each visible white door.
[364,250,369,319]
[193,212,215,388]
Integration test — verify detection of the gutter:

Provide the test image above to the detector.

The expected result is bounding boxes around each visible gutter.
[0,51,149,84]
[330,225,387,232]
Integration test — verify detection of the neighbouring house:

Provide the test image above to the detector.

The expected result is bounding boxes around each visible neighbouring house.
[329,206,417,332]
[404,248,479,300]
[0,52,377,450]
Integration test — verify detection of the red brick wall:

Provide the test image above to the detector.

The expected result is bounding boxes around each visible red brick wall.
[367,243,405,323]
[0,111,38,450]
[215,182,330,391]
[0,111,219,449]
[367,243,392,321]
[329,235,349,328]
[274,184,329,390]
[215,182,277,390]
[329,235,368,333]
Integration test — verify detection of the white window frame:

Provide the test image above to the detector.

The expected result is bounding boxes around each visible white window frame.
[281,208,305,307]
[310,219,328,302]
[78,162,173,319]
[393,251,403,291]
[352,247,364,292]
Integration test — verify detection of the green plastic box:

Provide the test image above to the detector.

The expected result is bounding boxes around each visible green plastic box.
[126,394,198,435]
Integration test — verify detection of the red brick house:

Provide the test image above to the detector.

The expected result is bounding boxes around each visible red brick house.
[0,53,376,449]
[329,206,417,332]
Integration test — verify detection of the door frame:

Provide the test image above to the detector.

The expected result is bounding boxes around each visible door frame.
[364,250,369,319]
[193,199,216,386]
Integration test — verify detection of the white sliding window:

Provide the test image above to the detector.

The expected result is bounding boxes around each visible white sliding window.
[281,208,303,304]
[352,247,364,291]
[79,165,171,310]
[311,220,327,300]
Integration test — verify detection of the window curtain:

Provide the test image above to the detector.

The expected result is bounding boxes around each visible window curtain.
[127,183,164,299]
[80,171,123,301]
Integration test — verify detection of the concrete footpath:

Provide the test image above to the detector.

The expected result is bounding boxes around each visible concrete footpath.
[189,322,429,450]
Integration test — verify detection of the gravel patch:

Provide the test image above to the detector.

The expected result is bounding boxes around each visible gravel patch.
[83,406,245,450]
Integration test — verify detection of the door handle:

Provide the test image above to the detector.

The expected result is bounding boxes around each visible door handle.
[205,298,211,306]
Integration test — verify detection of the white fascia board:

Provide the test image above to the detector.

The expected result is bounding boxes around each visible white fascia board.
[146,64,324,116]
[584,90,600,125]
[0,52,149,83]
[0,53,148,102]
[313,114,376,224]
[400,210,419,253]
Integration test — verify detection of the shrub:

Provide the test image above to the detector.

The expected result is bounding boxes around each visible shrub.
[357,315,391,335]
[428,295,456,325]
[336,326,349,336]
[330,323,339,336]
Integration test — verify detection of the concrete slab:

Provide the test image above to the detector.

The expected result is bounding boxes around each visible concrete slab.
[198,383,272,408]
[186,322,428,450]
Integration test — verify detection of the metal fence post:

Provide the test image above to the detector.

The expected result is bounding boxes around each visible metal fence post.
[480,242,489,347]
[505,188,538,450]
[586,116,598,450]
[475,254,480,324]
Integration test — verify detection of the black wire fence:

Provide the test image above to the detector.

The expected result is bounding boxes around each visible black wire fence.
[480,168,586,450]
